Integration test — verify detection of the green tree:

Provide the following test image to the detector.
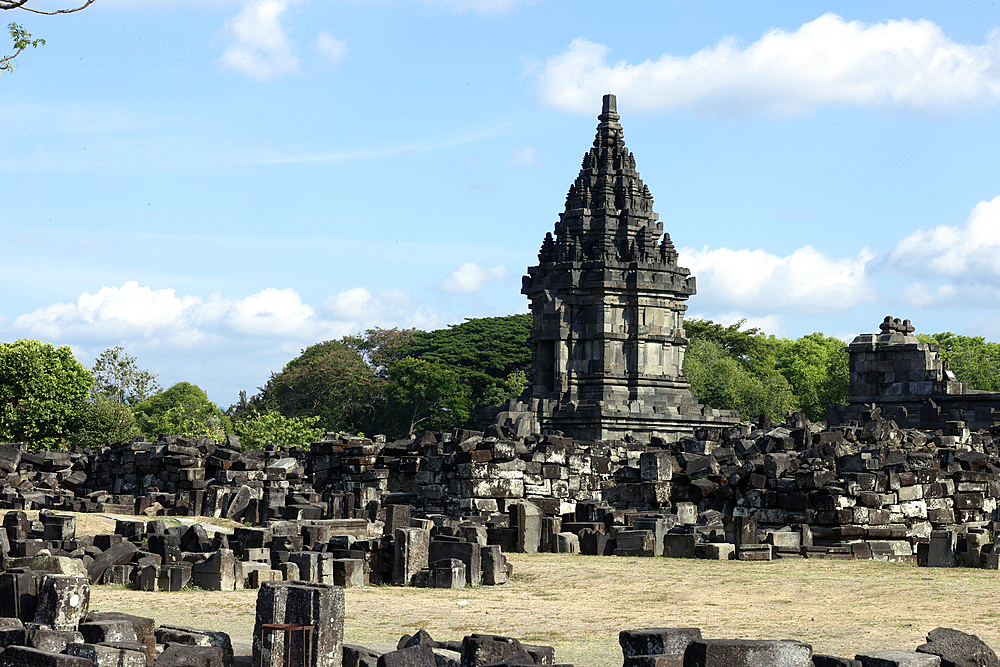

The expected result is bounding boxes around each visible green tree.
[385,358,472,435]
[341,327,417,378]
[683,319,800,420]
[916,332,1000,392]
[70,394,141,448]
[775,333,850,421]
[91,346,161,406]
[132,382,229,440]
[0,339,92,449]
[231,410,322,450]
[405,314,531,408]
[684,338,797,421]
[264,340,381,434]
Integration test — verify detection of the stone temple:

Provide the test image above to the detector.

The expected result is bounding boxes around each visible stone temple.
[500,93,739,443]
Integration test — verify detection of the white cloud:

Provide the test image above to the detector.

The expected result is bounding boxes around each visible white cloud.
[534,14,1000,116]
[226,287,316,336]
[508,144,543,169]
[680,245,876,314]
[436,261,508,294]
[415,0,530,14]
[322,287,441,331]
[316,31,348,65]
[13,282,204,341]
[902,282,959,308]
[219,0,299,80]
[325,287,381,322]
[889,195,1000,280]
[10,282,448,353]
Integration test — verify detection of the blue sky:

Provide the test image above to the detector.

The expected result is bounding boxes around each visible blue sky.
[3,0,1000,407]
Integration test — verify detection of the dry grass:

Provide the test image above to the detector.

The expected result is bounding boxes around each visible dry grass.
[87,552,1000,667]
[13,509,997,666]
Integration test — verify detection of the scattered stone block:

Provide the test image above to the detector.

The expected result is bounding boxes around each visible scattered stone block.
[253,581,345,667]
[394,529,430,586]
[33,575,89,632]
[856,651,942,667]
[686,639,812,667]
[0,645,92,667]
[917,627,999,667]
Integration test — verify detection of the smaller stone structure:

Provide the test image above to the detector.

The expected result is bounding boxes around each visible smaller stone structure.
[831,316,1000,430]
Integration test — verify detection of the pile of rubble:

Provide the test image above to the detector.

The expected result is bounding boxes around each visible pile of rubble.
[2,404,1000,582]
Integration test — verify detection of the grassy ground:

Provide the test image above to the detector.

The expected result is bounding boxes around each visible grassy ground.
[89,552,1000,667]
[12,509,996,666]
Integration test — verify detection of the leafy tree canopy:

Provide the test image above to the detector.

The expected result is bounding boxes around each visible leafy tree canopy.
[91,346,161,406]
[685,338,798,422]
[684,320,851,422]
[405,314,532,408]
[133,382,229,441]
[263,340,380,434]
[916,332,1000,392]
[0,339,92,449]
[385,358,472,435]
[341,327,417,378]
[231,410,323,450]
[70,394,140,449]
[774,333,849,421]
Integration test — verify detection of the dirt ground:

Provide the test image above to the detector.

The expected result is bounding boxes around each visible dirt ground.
[13,510,1000,667]
[91,551,1000,667]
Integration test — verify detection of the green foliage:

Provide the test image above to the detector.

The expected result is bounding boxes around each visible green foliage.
[1,22,44,74]
[683,319,798,421]
[384,358,472,435]
[231,410,322,450]
[685,338,798,421]
[264,340,380,433]
[341,327,417,378]
[132,382,229,440]
[406,314,532,408]
[69,394,140,448]
[684,319,851,422]
[916,332,1000,392]
[774,333,850,421]
[91,346,161,406]
[0,339,92,449]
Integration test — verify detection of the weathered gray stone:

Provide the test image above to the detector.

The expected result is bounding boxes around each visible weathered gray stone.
[685,639,812,667]
[378,644,437,667]
[253,581,345,667]
[156,625,233,667]
[156,644,226,667]
[460,635,530,667]
[87,540,138,584]
[917,627,999,667]
[856,651,941,667]
[619,628,702,657]
[394,528,430,586]
[515,502,542,554]
[0,645,92,667]
[429,558,466,589]
[33,575,89,632]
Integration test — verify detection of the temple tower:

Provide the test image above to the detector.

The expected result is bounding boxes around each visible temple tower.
[521,94,738,442]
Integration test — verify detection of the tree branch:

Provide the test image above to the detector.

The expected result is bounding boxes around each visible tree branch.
[1,0,96,14]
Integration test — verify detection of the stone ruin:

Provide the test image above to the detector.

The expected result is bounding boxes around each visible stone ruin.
[504,93,738,444]
[830,315,1000,431]
[0,568,996,667]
